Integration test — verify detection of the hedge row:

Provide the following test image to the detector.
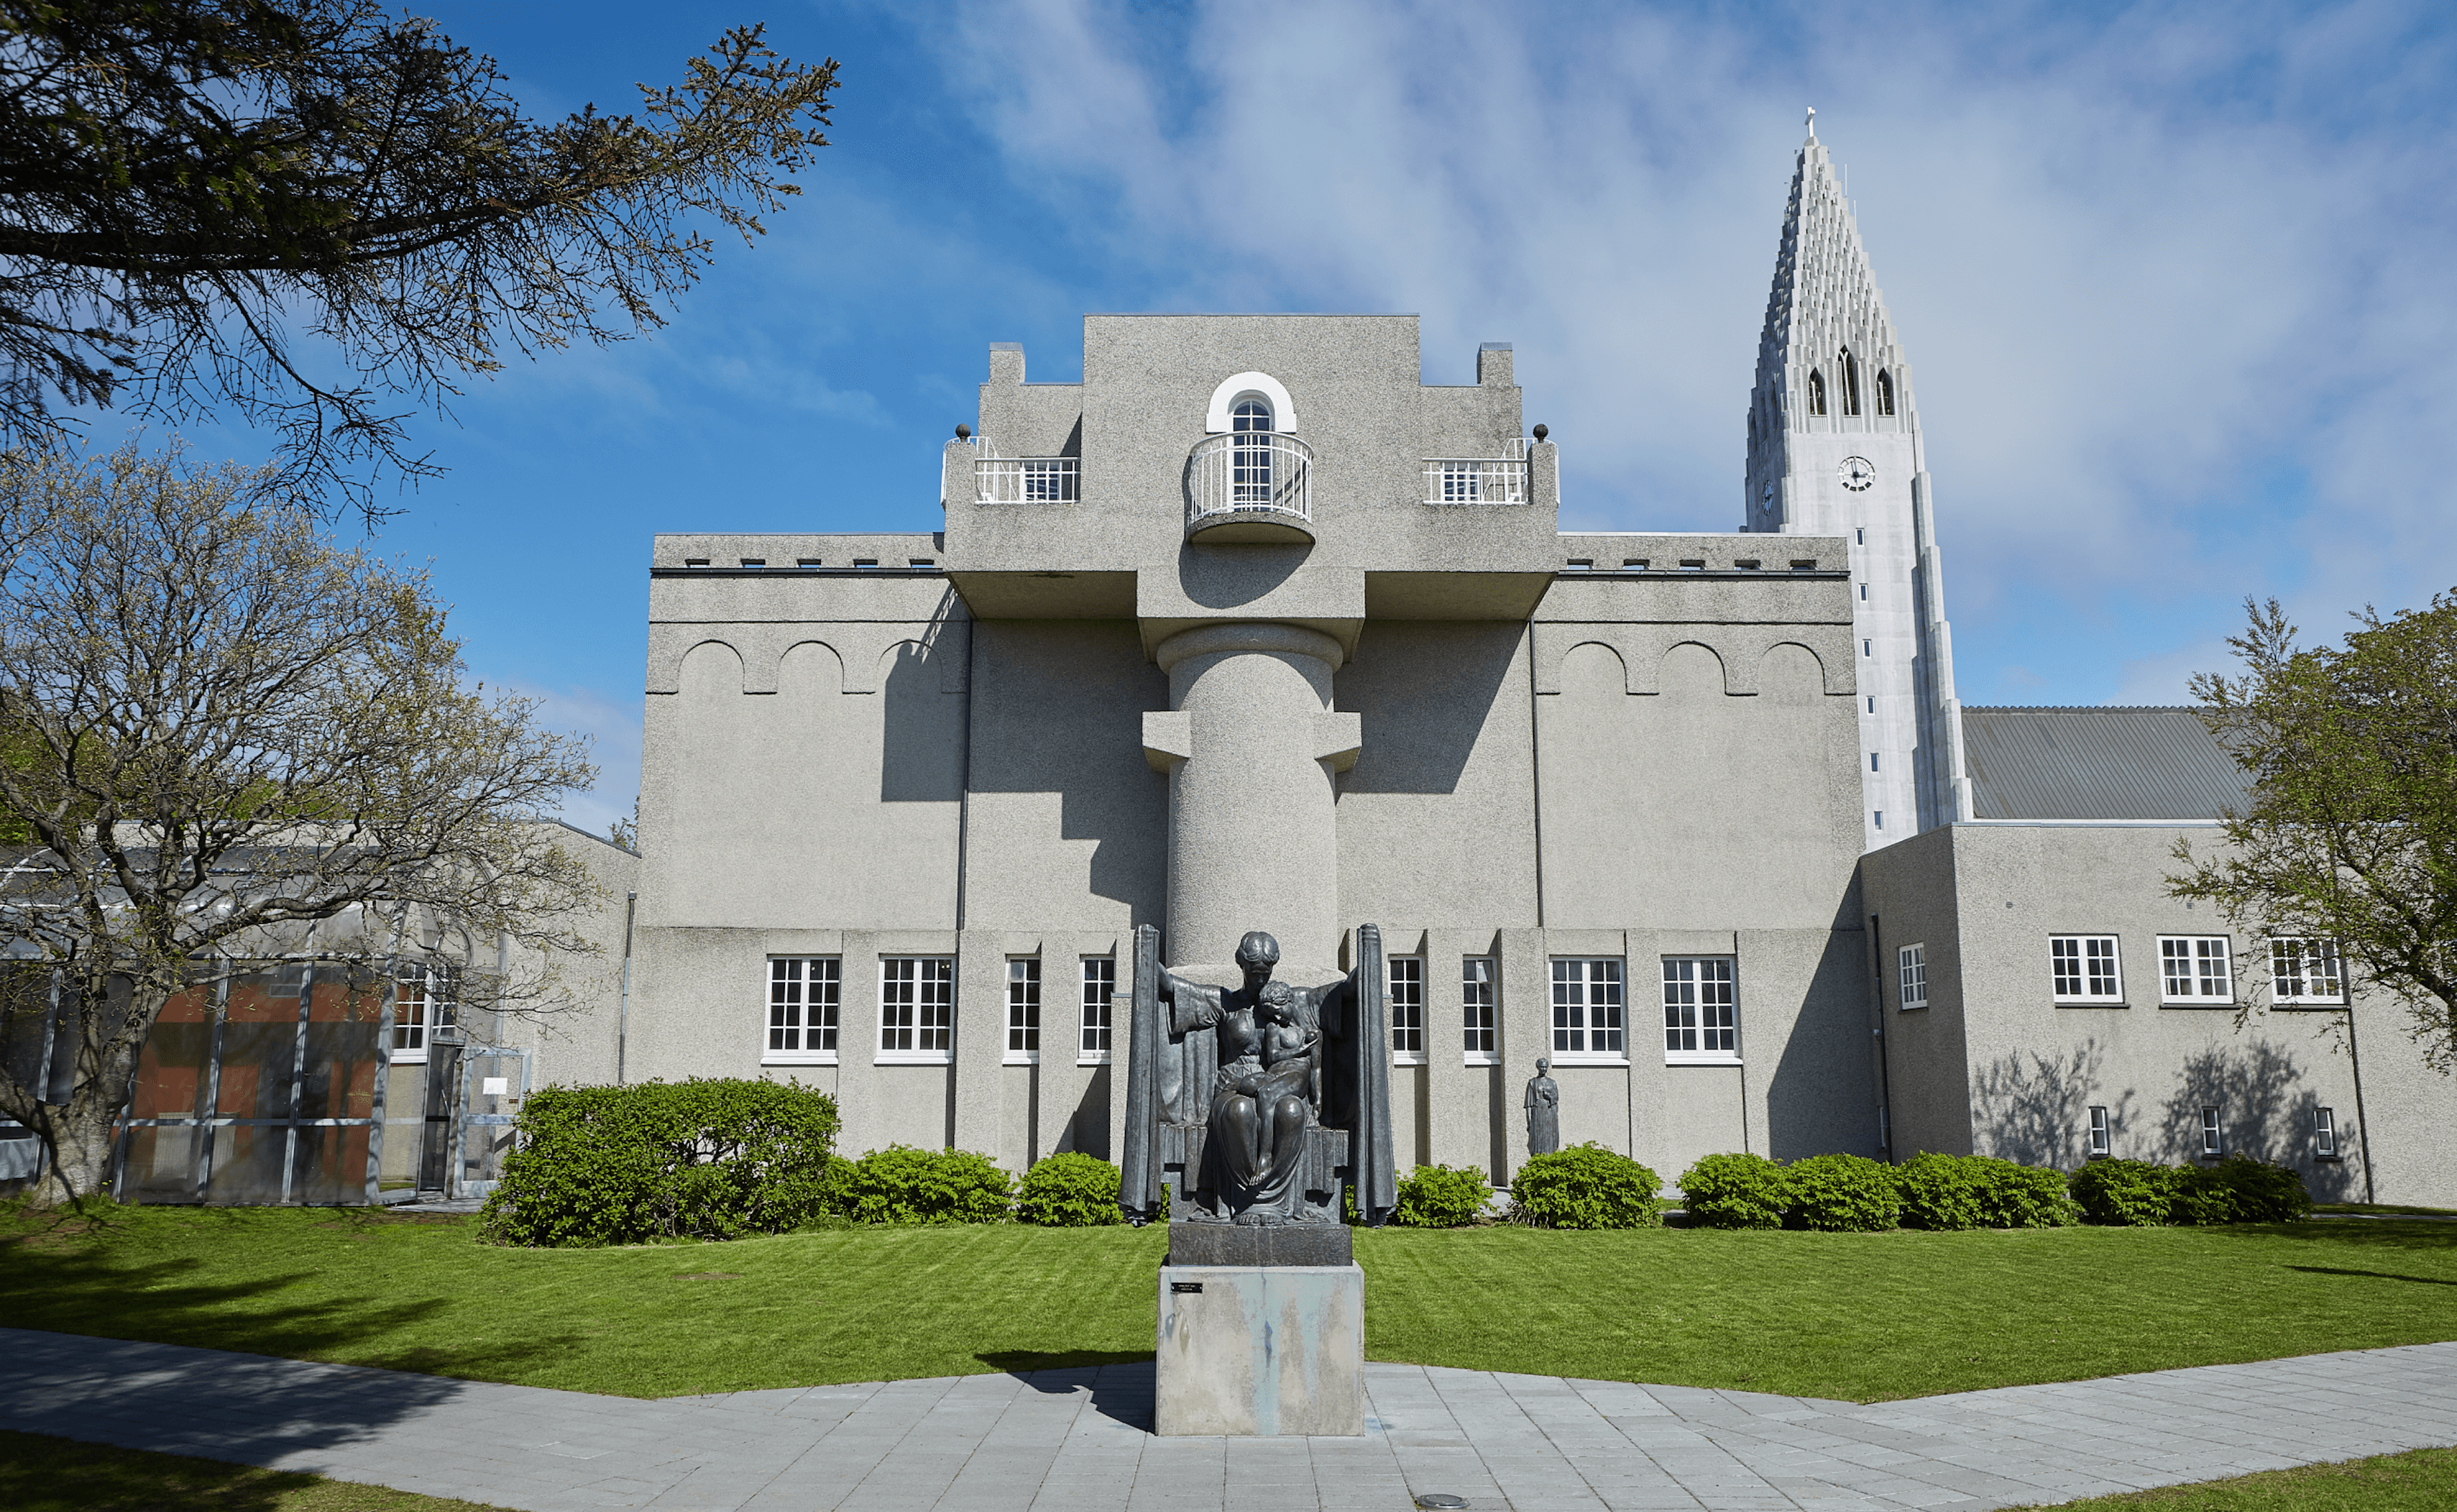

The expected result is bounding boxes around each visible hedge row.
[1674,1149,2311,1232]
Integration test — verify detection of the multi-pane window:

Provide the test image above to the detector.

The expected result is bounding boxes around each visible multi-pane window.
[2159,937,2232,1003]
[392,964,458,1060]
[1021,459,1077,502]
[1230,398,1274,503]
[2050,935,2123,1002]
[1462,957,1498,1062]
[880,957,955,1057]
[767,957,841,1060]
[1388,957,1425,1060]
[2087,1104,2111,1158]
[1080,957,1115,1058]
[1897,944,1928,1011]
[2314,1107,2339,1158]
[1663,958,1738,1062]
[1006,959,1041,1060]
[1551,958,1625,1058]
[2270,939,2346,1005]
[2199,1106,2223,1158]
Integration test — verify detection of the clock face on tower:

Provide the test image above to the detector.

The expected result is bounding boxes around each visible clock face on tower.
[1840,456,1876,492]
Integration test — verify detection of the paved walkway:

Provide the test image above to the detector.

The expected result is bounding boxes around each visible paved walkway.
[6,1329,2456,1512]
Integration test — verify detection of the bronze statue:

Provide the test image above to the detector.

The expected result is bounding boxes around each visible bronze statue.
[1524,1056,1561,1156]
[1120,924,1398,1228]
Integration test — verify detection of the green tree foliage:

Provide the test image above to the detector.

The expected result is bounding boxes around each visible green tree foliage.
[1390,1163,1495,1228]
[836,1145,1014,1225]
[2171,592,2457,1069]
[0,2,837,513]
[1676,1150,1793,1229]
[0,442,600,1207]
[1013,1152,1122,1227]
[1509,1143,1662,1229]
[480,1078,839,1246]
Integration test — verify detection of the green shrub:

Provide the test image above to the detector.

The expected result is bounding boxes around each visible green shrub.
[1510,1144,1662,1229]
[1895,1152,1987,1230]
[1392,1163,1495,1228]
[1786,1152,1900,1231]
[838,1145,1014,1225]
[481,1078,840,1247]
[1678,1151,1793,1229]
[1014,1152,1124,1227]
[2172,1163,2239,1225]
[2214,1154,2314,1222]
[2069,1158,2174,1225]
[1968,1156,2081,1228]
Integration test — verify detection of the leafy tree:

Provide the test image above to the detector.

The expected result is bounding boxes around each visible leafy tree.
[2171,593,2457,1069]
[0,1,838,516]
[0,441,600,1206]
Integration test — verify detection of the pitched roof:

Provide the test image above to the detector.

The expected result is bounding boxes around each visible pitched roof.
[1960,707,2251,822]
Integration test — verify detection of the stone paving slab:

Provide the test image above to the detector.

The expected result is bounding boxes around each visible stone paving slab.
[4,1329,2457,1511]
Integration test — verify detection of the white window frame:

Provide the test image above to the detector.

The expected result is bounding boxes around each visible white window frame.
[1896,943,1927,1011]
[1388,955,1426,1064]
[390,963,457,1063]
[2158,935,2234,1005]
[1462,956,1499,1065]
[2268,938,2346,1005]
[2198,1105,2223,1158]
[2087,1104,2111,1158]
[1078,957,1115,1065]
[1551,957,1626,1063]
[1005,957,1040,1065]
[878,956,955,1064]
[764,956,841,1065]
[2314,1106,2339,1159]
[1662,957,1740,1064]
[2050,935,2124,1003]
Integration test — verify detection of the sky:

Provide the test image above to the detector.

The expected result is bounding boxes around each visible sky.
[163,1,2457,836]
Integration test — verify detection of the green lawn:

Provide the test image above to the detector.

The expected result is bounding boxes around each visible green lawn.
[2036,1447,2457,1511]
[5,1203,2456,1402]
[0,1429,508,1512]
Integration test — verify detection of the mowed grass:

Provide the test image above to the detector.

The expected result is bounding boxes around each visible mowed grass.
[0,1429,511,1512]
[2035,1446,2457,1511]
[4,1204,2456,1402]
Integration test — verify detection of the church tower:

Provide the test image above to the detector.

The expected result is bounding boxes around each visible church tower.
[1745,113,1970,848]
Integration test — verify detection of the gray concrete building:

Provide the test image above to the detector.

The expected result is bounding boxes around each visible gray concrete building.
[617,123,2454,1207]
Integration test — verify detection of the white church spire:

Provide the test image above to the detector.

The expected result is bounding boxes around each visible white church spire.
[1744,122,1972,847]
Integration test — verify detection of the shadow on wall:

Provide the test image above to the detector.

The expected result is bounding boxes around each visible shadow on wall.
[2158,1040,2358,1198]
[1339,623,1524,797]
[1763,910,1882,1161]
[1969,1038,2130,1168]
[880,642,964,804]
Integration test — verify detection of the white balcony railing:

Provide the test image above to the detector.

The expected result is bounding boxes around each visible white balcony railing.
[1422,438,1529,504]
[974,452,1079,504]
[1186,431,1312,537]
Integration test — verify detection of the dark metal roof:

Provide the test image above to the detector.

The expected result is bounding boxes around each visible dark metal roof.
[1961,706,2251,821]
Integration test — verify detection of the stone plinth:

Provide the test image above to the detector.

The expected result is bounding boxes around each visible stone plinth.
[1165,1222,1352,1268]
[1155,1263,1364,1436]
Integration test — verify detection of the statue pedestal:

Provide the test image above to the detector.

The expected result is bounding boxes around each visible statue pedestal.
[1154,1262,1364,1436]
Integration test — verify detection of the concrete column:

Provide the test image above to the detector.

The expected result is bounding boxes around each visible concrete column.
[1152,623,1356,971]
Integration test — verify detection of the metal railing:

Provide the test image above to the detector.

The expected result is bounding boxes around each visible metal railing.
[1186,431,1312,533]
[1422,438,1529,504]
[974,452,1079,504]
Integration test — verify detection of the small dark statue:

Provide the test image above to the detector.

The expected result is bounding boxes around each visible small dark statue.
[1524,1056,1561,1156]
[1118,925,1398,1227]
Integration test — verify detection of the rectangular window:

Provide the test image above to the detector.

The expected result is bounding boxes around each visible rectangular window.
[391,964,458,1062]
[2199,1105,2223,1158]
[2050,935,2124,1003]
[766,957,841,1062]
[1079,957,1115,1060]
[1462,957,1498,1063]
[1663,957,1739,1062]
[880,957,955,1060]
[1897,944,1928,1010]
[1006,959,1040,1062]
[1388,956,1426,1061]
[1870,752,1880,772]
[2314,1106,2339,1158]
[2269,939,2346,1005]
[2159,936,2233,1003]
[2088,1104,2111,1158]
[1551,958,1625,1060]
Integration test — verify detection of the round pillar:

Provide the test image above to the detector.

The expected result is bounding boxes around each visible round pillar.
[1154,623,1345,969]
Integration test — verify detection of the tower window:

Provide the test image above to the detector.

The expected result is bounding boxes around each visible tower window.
[1841,349,1861,417]
[1876,369,1896,416]
[1806,369,1827,416]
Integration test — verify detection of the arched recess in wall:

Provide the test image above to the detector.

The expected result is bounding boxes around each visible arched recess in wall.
[779,640,846,697]
[1204,371,1300,434]
[678,639,745,696]
[1806,369,1827,417]
[1757,642,1827,705]
[1556,640,1629,698]
[1840,349,1861,416]
[1658,641,1726,699]
[1875,369,1895,417]
[878,640,964,803]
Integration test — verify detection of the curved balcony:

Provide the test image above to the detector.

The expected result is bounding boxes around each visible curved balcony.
[1185,431,1313,543]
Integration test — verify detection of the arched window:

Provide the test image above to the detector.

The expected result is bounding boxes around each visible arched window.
[1806,369,1827,417]
[1875,369,1895,417]
[1231,396,1273,504]
[1840,349,1861,417]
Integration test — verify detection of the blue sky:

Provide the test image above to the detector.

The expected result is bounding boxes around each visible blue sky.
[168,2,2457,834]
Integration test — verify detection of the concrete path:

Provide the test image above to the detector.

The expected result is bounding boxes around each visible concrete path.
[5,1329,2456,1512]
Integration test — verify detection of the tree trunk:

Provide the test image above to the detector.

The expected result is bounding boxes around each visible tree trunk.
[24,978,161,1210]
[29,1094,118,1208]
